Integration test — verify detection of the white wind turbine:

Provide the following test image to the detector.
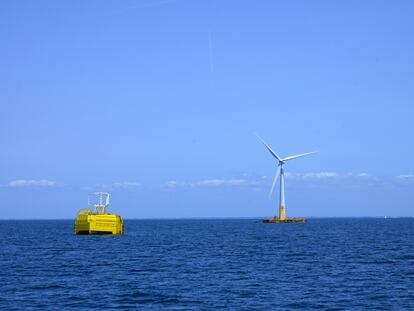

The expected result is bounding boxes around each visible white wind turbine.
[257,135,317,220]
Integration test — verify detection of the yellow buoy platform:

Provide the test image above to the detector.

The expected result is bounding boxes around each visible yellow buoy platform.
[75,192,123,235]
[262,207,306,223]
[262,216,306,223]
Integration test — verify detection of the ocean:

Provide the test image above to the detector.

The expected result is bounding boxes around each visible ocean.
[1,218,413,310]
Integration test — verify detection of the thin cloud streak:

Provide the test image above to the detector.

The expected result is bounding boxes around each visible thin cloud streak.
[3,173,413,191]
[164,172,414,190]
[195,179,247,187]
[6,179,58,188]
[84,181,141,191]
[164,178,256,189]
[208,31,214,85]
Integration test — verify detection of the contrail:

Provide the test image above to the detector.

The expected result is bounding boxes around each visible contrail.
[208,31,214,86]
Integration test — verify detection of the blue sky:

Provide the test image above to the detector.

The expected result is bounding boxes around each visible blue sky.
[1,0,413,218]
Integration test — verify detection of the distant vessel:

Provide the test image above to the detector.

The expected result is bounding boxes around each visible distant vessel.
[257,135,316,223]
[75,192,124,235]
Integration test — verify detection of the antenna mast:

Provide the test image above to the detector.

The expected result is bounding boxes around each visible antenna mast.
[91,192,110,214]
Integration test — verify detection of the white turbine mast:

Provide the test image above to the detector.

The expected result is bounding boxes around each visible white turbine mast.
[257,135,317,220]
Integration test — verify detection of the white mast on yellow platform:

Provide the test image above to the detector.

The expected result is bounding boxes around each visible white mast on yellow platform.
[88,192,110,214]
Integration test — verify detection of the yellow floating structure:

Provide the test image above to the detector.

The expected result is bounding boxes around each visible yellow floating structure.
[75,192,124,235]
[262,206,306,223]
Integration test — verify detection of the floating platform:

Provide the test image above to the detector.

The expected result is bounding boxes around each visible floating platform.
[75,213,123,235]
[262,216,306,224]
[75,192,124,235]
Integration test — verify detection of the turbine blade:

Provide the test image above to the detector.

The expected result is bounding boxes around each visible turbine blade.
[256,134,282,162]
[269,165,281,198]
[282,151,318,162]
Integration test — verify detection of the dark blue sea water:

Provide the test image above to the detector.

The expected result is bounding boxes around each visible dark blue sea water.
[1,219,414,310]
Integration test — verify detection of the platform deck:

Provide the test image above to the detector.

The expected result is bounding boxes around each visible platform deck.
[262,217,306,223]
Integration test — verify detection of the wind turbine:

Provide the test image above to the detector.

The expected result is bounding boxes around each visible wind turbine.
[257,135,317,221]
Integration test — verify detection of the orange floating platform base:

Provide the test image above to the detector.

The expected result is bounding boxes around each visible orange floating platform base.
[262,216,306,223]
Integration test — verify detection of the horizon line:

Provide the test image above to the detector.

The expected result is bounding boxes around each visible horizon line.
[0,216,413,221]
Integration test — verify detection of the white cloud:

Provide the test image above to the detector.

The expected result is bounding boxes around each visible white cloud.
[166,180,179,188]
[86,173,414,192]
[7,179,57,188]
[303,172,339,180]
[280,172,414,187]
[194,179,247,187]
[164,178,254,189]
[164,178,263,189]
[112,181,141,188]
[284,172,339,181]
[227,179,248,185]
[283,172,378,183]
[92,181,141,190]
[397,175,414,182]
[169,172,412,190]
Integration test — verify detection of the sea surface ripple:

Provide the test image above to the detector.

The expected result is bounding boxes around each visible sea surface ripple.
[1,218,414,310]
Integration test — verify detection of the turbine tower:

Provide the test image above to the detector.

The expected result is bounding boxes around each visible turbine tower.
[258,135,316,221]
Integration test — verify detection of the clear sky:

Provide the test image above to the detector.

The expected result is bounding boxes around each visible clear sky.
[1,0,413,219]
